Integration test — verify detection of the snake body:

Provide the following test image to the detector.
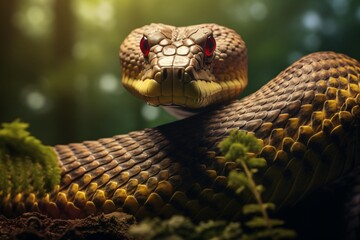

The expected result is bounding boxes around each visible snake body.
[1,24,360,222]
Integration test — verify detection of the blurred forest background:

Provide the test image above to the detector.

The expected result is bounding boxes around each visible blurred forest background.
[0,0,359,145]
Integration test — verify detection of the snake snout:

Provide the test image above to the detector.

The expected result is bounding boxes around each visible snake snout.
[154,67,190,100]
[158,67,190,84]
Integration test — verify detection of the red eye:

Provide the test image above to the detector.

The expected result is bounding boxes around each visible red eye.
[140,36,150,57]
[204,35,216,57]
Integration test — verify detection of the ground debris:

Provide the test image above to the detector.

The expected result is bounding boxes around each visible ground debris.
[0,212,138,240]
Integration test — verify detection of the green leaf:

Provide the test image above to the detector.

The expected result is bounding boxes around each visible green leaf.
[267,218,285,227]
[225,143,247,162]
[228,171,249,188]
[245,217,267,228]
[247,157,267,168]
[219,130,263,157]
[246,217,284,228]
[256,185,265,194]
[243,203,276,215]
[263,202,276,211]
[269,228,297,239]
[243,204,262,215]
[218,130,240,154]
[196,220,227,239]
[235,185,246,194]
[218,222,243,240]
[251,228,297,239]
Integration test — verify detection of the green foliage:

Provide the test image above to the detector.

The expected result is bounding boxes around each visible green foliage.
[245,217,284,228]
[242,228,298,240]
[129,216,192,240]
[243,203,275,215]
[220,130,296,240]
[130,129,295,240]
[219,130,262,158]
[0,119,60,197]
[129,215,242,240]
[247,158,267,168]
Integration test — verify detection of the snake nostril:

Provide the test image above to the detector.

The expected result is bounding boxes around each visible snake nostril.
[162,69,168,81]
[177,69,184,80]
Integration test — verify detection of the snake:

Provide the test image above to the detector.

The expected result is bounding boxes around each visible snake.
[1,24,360,224]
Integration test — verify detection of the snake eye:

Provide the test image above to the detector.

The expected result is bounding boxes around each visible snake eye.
[140,36,150,57]
[204,35,216,57]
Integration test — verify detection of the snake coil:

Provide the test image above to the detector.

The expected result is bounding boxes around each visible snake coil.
[1,24,360,224]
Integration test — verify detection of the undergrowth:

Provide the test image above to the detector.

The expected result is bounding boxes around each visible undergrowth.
[0,119,60,198]
[130,130,296,240]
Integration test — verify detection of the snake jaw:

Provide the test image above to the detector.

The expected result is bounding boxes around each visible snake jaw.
[122,73,246,109]
[119,23,248,110]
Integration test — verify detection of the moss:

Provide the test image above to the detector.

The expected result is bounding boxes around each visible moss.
[0,119,60,198]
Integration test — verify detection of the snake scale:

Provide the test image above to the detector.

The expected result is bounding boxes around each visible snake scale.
[1,24,360,223]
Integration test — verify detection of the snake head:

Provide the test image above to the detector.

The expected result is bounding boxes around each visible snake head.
[119,23,248,111]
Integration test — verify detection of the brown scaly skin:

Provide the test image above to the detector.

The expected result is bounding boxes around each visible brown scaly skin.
[1,25,360,222]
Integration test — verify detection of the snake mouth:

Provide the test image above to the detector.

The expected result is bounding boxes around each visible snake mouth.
[122,74,246,108]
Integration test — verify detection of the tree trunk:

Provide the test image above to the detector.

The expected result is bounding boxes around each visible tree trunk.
[0,1,18,116]
[53,0,77,143]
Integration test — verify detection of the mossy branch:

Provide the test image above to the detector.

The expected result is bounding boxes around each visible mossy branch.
[0,119,61,198]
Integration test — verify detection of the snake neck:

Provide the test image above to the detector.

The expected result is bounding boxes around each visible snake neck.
[163,100,234,119]
[162,105,205,119]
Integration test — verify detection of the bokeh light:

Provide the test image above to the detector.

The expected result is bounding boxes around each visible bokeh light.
[141,105,160,121]
[98,74,119,93]
[24,90,47,111]
[249,1,268,21]
[302,10,322,31]
[0,0,359,145]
